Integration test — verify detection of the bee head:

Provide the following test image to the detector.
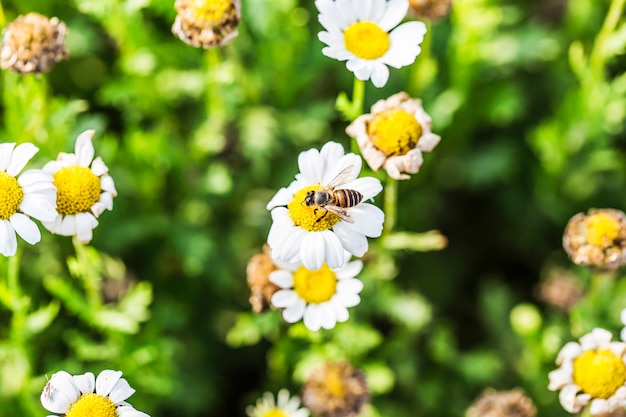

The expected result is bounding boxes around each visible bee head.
[304,190,316,207]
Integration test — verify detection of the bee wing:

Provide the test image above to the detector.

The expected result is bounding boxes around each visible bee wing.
[326,165,358,190]
[324,205,354,223]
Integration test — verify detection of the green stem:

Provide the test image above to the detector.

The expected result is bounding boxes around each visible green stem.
[350,77,365,118]
[72,238,102,309]
[382,177,398,237]
[589,0,625,79]
[206,47,225,122]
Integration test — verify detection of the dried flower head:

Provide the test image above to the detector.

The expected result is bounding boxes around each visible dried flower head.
[563,208,626,270]
[346,92,440,180]
[246,245,280,313]
[172,0,241,48]
[407,0,452,21]
[596,410,626,417]
[301,361,369,417]
[1,13,68,74]
[466,388,537,417]
[536,268,584,311]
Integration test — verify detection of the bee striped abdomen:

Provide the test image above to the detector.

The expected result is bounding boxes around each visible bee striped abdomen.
[333,189,363,208]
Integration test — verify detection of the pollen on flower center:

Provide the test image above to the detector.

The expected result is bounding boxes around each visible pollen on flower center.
[190,0,232,23]
[288,185,341,232]
[0,171,24,220]
[324,367,347,397]
[65,393,118,417]
[586,213,621,247]
[344,21,390,60]
[53,166,101,215]
[260,409,288,417]
[367,108,422,156]
[293,264,337,304]
[573,348,626,399]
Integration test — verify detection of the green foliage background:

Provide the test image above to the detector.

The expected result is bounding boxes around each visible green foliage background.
[0,0,625,416]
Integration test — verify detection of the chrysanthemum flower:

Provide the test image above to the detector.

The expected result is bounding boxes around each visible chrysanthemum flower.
[41,369,149,417]
[346,91,440,180]
[316,0,427,88]
[172,0,241,48]
[0,12,68,74]
[562,208,626,270]
[270,253,363,331]
[42,130,117,244]
[548,328,626,415]
[246,389,310,417]
[266,141,383,270]
[301,361,369,417]
[407,0,452,21]
[466,388,537,417]
[0,142,57,256]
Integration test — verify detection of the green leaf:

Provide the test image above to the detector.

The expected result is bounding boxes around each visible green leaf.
[363,362,395,395]
[23,301,60,339]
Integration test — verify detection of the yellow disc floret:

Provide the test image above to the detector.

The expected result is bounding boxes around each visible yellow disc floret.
[344,21,390,60]
[190,0,232,24]
[586,213,621,248]
[293,264,338,304]
[65,393,118,417]
[367,108,423,156]
[260,409,288,417]
[324,366,347,398]
[53,166,101,215]
[573,348,626,399]
[288,185,341,232]
[0,172,24,220]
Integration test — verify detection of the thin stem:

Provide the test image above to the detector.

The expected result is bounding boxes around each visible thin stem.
[382,177,398,237]
[590,0,625,79]
[206,47,225,122]
[351,77,365,119]
[72,237,102,309]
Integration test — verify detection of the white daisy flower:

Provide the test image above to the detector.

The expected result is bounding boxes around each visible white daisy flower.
[0,142,57,256]
[246,389,310,417]
[316,0,428,88]
[270,253,363,331]
[266,141,384,271]
[548,328,626,415]
[42,130,117,244]
[41,369,149,417]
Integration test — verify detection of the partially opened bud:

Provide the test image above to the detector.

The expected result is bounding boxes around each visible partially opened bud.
[466,388,536,417]
[407,0,453,21]
[172,0,241,48]
[1,13,68,74]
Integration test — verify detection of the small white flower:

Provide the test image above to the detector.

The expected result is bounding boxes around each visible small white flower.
[270,253,363,331]
[41,369,149,417]
[266,141,384,271]
[548,328,626,415]
[246,389,310,417]
[43,130,117,243]
[316,0,427,88]
[0,142,57,256]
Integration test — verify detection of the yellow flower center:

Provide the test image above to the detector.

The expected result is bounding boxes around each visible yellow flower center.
[65,393,118,417]
[585,213,621,247]
[344,21,390,60]
[573,348,626,399]
[0,172,24,220]
[367,108,423,156]
[293,264,337,304]
[190,0,232,23]
[288,185,341,232]
[260,409,288,417]
[53,166,101,215]
[324,366,346,398]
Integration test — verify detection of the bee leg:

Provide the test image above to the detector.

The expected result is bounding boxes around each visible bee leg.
[315,209,329,223]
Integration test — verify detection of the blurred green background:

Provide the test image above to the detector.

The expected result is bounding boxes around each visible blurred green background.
[0,0,625,416]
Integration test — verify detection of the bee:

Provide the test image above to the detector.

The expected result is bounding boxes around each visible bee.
[304,165,363,223]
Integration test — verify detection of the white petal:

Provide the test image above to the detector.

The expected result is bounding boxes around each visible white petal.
[117,404,150,417]
[75,130,96,167]
[621,308,626,326]
[97,192,114,212]
[45,215,76,236]
[331,300,350,322]
[318,303,337,330]
[337,278,363,294]
[20,194,58,222]
[355,0,374,21]
[0,143,16,172]
[267,188,294,210]
[297,148,323,184]
[335,259,363,279]
[300,233,326,270]
[108,377,135,404]
[268,270,294,288]
[10,213,40,245]
[100,175,117,196]
[0,220,17,257]
[335,0,357,26]
[378,0,408,32]
[276,227,306,264]
[73,372,95,394]
[559,384,587,413]
[95,370,123,397]
[17,169,54,192]
[322,230,345,269]
[90,157,108,176]
[283,299,306,323]
[6,143,38,176]
[349,203,384,237]
[75,212,98,243]
[303,305,322,331]
[370,62,390,88]
[556,342,582,364]
[41,371,81,414]
[347,177,382,200]
[271,290,299,308]
[333,222,368,257]
[580,328,612,349]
